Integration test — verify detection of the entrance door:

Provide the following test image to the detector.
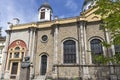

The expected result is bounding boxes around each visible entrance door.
[41,55,47,75]
[10,62,18,79]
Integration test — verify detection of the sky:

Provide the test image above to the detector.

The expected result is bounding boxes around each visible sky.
[0,0,84,36]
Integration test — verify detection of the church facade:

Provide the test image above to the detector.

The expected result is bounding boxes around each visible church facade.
[3,0,120,80]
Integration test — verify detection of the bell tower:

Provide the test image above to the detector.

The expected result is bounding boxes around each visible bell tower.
[38,0,53,21]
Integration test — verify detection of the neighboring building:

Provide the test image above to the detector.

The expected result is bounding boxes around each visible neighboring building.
[3,0,120,80]
[0,28,6,79]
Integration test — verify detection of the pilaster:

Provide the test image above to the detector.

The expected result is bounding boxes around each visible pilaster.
[80,21,85,65]
[105,29,115,77]
[29,27,36,80]
[2,30,11,79]
[28,28,33,57]
[53,24,59,78]
[80,21,90,80]
[105,29,113,57]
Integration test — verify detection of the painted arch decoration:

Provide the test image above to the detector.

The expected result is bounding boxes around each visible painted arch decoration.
[6,40,28,79]
[8,40,27,50]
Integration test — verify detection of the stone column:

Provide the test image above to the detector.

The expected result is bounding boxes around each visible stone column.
[2,30,11,79]
[105,29,111,55]
[30,28,36,79]
[28,28,34,56]
[80,21,85,65]
[53,24,58,78]
[31,28,36,63]
[54,25,58,65]
[28,27,36,80]
[105,29,116,79]
[80,21,89,80]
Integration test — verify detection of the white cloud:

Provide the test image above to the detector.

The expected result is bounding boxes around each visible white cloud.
[0,0,38,36]
[0,0,82,36]
[65,0,78,11]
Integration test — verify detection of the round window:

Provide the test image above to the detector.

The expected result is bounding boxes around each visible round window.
[41,35,48,42]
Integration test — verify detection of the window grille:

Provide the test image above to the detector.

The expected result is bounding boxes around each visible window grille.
[63,40,76,63]
[90,39,103,54]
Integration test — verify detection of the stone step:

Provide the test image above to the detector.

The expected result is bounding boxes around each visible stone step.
[33,75,46,80]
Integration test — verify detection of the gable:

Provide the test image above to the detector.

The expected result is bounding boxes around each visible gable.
[81,8,101,22]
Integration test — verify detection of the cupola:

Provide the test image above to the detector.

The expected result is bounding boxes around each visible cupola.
[38,1,53,21]
[82,0,96,12]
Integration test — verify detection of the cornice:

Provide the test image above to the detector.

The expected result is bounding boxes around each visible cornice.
[9,8,101,31]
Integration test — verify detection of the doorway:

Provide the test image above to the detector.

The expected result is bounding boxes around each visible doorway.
[10,62,18,79]
[40,55,47,75]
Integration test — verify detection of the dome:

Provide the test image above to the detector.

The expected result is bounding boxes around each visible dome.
[82,0,94,12]
[39,2,53,12]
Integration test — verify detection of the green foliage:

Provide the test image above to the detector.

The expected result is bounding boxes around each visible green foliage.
[94,0,120,40]
[93,54,109,64]
[101,41,111,48]
[112,53,120,64]
[93,0,120,64]
[93,53,120,64]
[73,78,79,80]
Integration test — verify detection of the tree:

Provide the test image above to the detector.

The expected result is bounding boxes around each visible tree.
[93,0,120,64]
[95,0,120,44]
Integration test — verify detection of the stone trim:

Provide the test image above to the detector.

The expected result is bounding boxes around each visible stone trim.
[54,64,120,67]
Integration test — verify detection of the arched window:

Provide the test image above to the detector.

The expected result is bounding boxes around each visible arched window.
[15,47,20,50]
[63,40,76,64]
[114,45,120,54]
[40,9,45,19]
[113,39,120,54]
[90,39,103,64]
[90,39,103,54]
[14,47,20,58]
[40,55,47,75]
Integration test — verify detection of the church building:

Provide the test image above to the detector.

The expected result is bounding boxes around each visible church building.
[3,0,120,80]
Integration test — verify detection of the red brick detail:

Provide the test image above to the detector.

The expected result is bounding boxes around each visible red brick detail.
[8,40,27,49]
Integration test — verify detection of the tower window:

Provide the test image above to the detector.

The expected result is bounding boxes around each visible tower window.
[41,9,45,11]
[41,12,45,19]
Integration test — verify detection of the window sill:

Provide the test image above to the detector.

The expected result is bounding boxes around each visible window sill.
[9,58,22,61]
[53,64,79,67]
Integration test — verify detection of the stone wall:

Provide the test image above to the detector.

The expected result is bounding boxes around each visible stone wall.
[49,65,120,80]
[87,65,120,80]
